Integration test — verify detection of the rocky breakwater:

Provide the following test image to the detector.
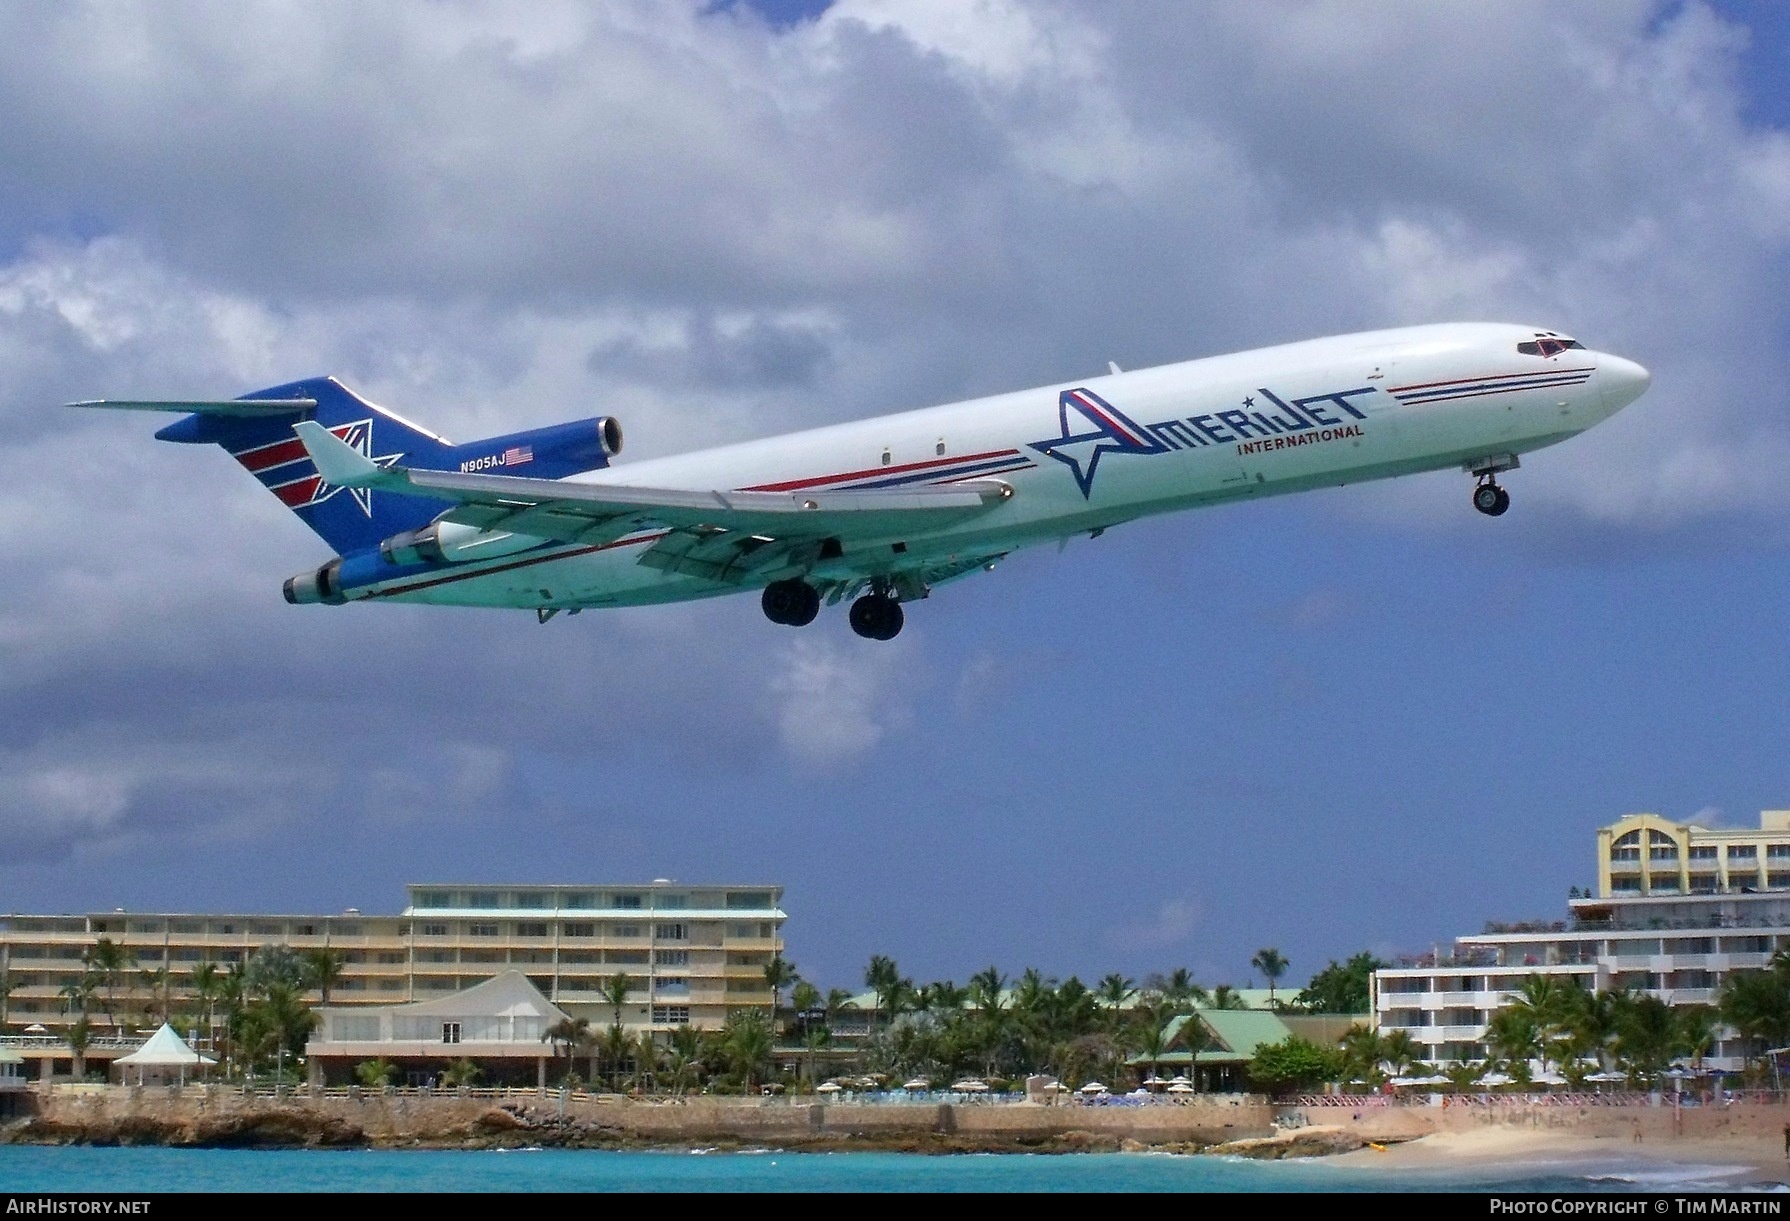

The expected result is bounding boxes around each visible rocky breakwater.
[2,1086,1279,1153]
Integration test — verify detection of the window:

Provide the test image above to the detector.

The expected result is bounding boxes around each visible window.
[336,923,363,937]
[657,894,687,910]
[563,923,595,938]
[1517,337,1585,356]
[297,924,317,936]
[378,952,407,964]
[442,1022,461,1045]
[1610,847,1641,862]
[1649,846,1678,861]
[171,949,203,962]
[654,949,689,966]
[250,922,281,936]
[564,892,595,910]
[726,892,774,910]
[652,1005,690,1025]
[612,895,643,910]
[512,893,552,910]
[467,923,499,938]
[1770,845,1790,860]
[170,921,203,934]
[468,892,500,909]
[335,1016,379,1041]
[1729,845,1758,859]
[515,922,549,938]
[417,891,451,908]
[611,924,642,939]
[655,924,688,941]
[657,976,690,994]
[421,923,449,937]
[1690,846,1718,860]
[1771,873,1790,890]
[608,950,649,965]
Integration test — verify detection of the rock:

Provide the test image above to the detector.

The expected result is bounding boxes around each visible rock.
[474,1107,526,1132]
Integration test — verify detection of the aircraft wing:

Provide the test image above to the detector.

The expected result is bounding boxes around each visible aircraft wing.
[70,398,319,417]
[291,421,1011,550]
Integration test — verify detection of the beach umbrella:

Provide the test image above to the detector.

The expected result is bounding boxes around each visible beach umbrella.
[1079,1081,1109,1095]
[901,1079,930,1091]
[1479,1072,1514,1087]
[815,1081,843,1094]
[23,1024,46,1035]
[949,1079,990,1092]
[1040,1080,1065,1093]
[1586,1070,1625,1083]
[1165,1082,1194,1094]
[1167,1075,1190,1085]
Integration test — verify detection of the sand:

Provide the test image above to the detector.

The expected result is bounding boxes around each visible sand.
[1335,1125,1790,1188]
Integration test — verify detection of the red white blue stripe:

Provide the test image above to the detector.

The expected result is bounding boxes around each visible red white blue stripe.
[1390,367,1594,408]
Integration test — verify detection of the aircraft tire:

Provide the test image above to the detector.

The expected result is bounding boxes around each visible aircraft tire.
[762,580,820,626]
[849,594,903,640]
[1473,483,1506,516]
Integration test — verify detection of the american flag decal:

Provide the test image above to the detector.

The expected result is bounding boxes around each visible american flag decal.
[503,445,533,465]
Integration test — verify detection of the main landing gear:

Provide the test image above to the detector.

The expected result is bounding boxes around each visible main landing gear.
[761,578,820,627]
[760,577,906,640]
[1472,476,1510,517]
[848,591,904,641]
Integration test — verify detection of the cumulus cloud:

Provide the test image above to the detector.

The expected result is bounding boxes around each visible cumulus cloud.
[1,0,1788,873]
[768,635,913,763]
[1103,897,1202,954]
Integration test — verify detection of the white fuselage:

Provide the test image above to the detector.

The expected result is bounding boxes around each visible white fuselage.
[355,322,1649,610]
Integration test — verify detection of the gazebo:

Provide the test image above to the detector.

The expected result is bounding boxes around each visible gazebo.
[112,1024,216,1086]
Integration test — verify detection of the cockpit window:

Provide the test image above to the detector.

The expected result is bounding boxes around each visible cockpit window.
[1517,336,1586,357]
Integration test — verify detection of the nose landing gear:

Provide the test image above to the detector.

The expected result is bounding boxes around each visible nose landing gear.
[1472,478,1510,517]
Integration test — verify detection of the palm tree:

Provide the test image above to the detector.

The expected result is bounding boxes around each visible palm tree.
[1720,968,1790,1068]
[83,938,132,1035]
[189,963,222,1052]
[1163,968,1207,1010]
[355,1058,397,1088]
[1169,1012,1216,1091]
[763,957,797,1026]
[599,1022,632,1091]
[864,955,901,1029]
[631,1031,662,1093]
[441,1057,482,1088]
[542,1016,590,1085]
[1209,984,1246,1010]
[1095,974,1137,1024]
[723,1009,774,1090]
[601,973,633,1031]
[301,948,347,1006]
[666,1025,705,1096]
[1251,948,1289,1006]
[1485,1007,1540,1086]
[1339,1025,1389,1087]
[65,1016,92,1081]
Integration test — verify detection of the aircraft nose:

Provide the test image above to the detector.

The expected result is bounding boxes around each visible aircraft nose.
[1597,353,1652,412]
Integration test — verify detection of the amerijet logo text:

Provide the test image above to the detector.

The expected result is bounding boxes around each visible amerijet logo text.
[1030,385,1379,497]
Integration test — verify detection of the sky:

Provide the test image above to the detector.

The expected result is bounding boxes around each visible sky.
[3,0,1790,997]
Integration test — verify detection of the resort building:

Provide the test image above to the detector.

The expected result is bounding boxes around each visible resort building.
[1371,810,1790,1073]
[307,970,571,1088]
[0,881,785,1078]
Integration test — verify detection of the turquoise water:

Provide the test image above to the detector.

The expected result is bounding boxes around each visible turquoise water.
[0,1146,1773,1192]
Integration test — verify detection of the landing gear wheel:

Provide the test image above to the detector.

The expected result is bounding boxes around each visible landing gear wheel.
[848,594,904,640]
[761,579,820,627]
[1473,481,1510,517]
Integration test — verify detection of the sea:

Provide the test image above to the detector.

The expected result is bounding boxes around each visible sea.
[0,1146,1781,1193]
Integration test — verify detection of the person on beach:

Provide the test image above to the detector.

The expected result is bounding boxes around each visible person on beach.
[1782,1123,1789,1159]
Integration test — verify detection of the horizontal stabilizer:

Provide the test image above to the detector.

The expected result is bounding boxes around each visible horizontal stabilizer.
[69,398,318,416]
[291,419,384,487]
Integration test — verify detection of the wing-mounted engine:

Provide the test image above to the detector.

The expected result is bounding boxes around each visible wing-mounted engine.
[379,519,544,566]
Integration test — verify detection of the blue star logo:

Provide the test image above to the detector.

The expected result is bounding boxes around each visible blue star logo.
[307,418,404,517]
[1027,388,1167,498]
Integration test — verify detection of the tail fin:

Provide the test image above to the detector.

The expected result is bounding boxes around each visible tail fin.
[154,377,456,557]
[135,377,622,557]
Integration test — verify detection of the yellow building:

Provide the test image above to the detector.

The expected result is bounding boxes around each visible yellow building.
[1598,811,1790,897]
[0,881,784,1078]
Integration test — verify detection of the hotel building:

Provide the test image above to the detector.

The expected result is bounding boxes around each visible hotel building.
[1371,811,1790,1073]
[0,881,785,1074]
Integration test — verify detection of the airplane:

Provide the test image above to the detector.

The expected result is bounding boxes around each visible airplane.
[74,321,1650,640]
